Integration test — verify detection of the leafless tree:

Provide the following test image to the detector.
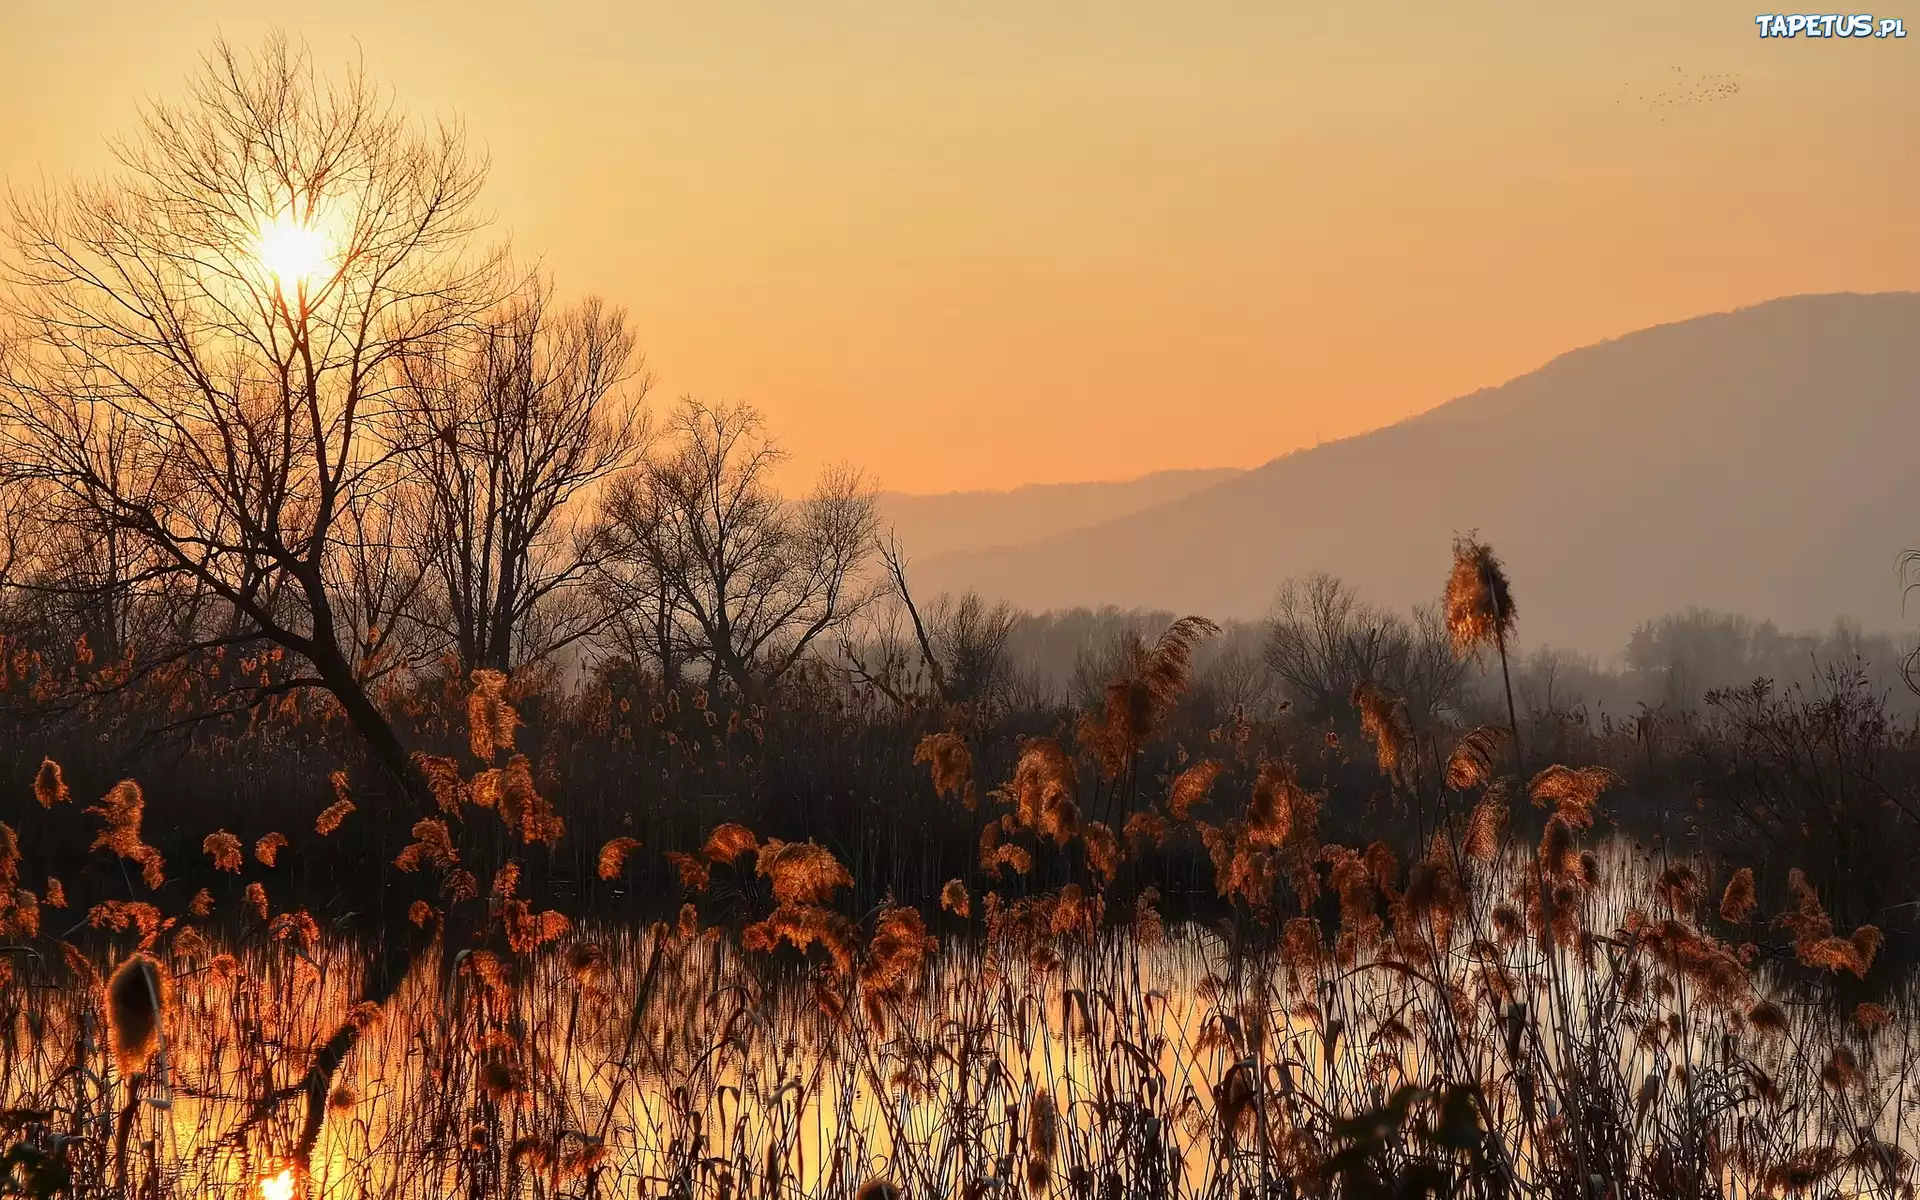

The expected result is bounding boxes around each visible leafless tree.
[857,532,1018,709]
[604,397,879,690]
[394,278,649,673]
[1400,603,1474,728]
[928,590,1018,706]
[1264,573,1464,726]
[0,35,496,785]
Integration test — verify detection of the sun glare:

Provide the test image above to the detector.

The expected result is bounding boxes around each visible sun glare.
[250,212,332,288]
[260,1167,297,1200]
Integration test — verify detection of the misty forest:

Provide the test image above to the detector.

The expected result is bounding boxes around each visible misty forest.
[5,36,1920,1200]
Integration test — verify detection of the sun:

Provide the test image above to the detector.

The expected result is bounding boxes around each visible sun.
[259,1167,298,1200]
[250,211,333,288]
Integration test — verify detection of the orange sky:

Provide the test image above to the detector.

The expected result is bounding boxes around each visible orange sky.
[3,2,1915,492]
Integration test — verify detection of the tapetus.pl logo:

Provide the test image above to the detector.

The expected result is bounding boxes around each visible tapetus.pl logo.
[1753,13,1906,36]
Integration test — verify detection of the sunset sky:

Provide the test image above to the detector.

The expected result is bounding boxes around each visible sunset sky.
[3,1,1914,493]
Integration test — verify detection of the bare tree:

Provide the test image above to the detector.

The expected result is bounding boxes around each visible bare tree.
[1264,573,1464,726]
[0,36,495,785]
[395,278,649,673]
[857,531,1018,709]
[1264,574,1407,721]
[929,590,1018,707]
[1400,603,1473,728]
[604,397,879,690]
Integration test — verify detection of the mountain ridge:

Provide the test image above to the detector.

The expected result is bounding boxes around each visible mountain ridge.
[901,292,1920,654]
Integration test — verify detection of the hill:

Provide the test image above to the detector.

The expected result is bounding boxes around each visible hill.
[876,467,1243,560]
[903,293,1920,654]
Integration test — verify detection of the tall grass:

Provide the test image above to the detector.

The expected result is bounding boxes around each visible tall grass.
[4,726,1918,1196]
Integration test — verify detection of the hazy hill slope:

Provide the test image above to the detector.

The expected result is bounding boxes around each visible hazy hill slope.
[877,467,1243,560]
[906,293,1920,654]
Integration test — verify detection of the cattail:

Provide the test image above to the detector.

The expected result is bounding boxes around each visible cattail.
[1244,759,1297,848]
[411,752,468,813]
[203,831,243,873]
[269,910,321,954]
[1464,791,1507,861]
[1719,867,1756,924]
[1082,821,1121,879]
[1009,738,1078,833]
[741,902,856,974]
[1847,925,1884,977]
[914,731,976,809]
[33,758,69,807]
[88,900,163,936]
[1214,1060,1256,1140]
[1,888,38,939]
[1854,1002,1894,1032]
[1747,999,1789,1035]
[1037,794,1080,846]
[1352,680,1412,785]
[1081,617,1220,778]
[1446,534,1522,770]
[493,755,562,844]
[940,879,971,918]
[88,780,164,889]
[0,823,17,893]
[107,953,168,1078]
[567,941,607,983]
[1445,727,1508,791]
[755,840,852,905]
[492,860,520,898]
[316,790,355,836]
[466,669,518,763]
[1527,765,1617,827]
[1123,808,1169,855]
[664,851,711,892]
[172,926,208,959]
[597,837,641,880]
[1134,886,1166,946]
[1655,863,1701,915]
[478,1054,526,1102]
[1028,1088,1059,1165]
[1049,884,1103,940]
[1538,815,1577,880]
[861,906,937,1001]
[1167,759,1223,821]
[394,819,458,872]
[701,822,760,863]
[1445,535,1516,654]
[1821,1044,1864,1091]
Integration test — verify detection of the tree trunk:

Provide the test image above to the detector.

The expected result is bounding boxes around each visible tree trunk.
[306,640,430,809]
